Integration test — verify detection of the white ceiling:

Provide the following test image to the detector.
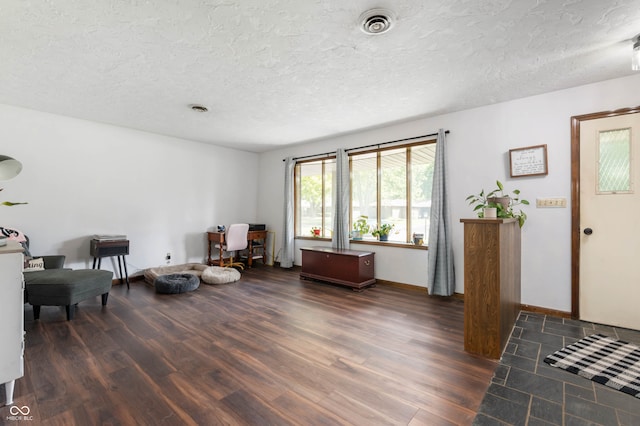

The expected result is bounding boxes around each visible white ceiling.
[1,1,639,153]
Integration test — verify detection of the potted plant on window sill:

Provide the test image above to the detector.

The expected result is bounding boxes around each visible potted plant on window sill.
[352,216,370,240]
[371,223,394,241]
[466,180,529,227]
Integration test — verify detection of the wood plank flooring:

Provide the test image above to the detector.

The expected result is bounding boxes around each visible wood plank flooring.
[4,266,497,425]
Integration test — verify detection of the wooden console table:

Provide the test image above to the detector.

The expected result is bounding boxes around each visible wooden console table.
[460,218,521,359]
[207,230,267,268]
[90,239,130,288]
[300,247,375,290]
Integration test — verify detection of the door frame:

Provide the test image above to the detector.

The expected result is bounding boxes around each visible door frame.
[570,105,640,319]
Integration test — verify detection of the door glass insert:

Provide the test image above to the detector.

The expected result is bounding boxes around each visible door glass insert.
[597,128,632,194]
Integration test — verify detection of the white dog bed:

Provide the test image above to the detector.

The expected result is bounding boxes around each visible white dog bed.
[144,263,208,284]
[201,266,241,285]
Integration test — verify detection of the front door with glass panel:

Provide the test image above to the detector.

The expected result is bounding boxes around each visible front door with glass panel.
[579,113,640,330]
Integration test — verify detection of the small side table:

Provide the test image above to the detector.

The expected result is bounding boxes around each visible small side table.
[90,239,130,288]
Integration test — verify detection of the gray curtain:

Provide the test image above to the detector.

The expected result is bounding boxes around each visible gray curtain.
[427,129,455,296]
[281,157,296,268]
[332,149,350,250]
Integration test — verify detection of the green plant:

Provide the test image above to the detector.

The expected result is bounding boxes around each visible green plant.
[465,189,492,215]
[352,216,370,234]
[466,180,529,227]
[371,223,394,238]
[0,188,26,206]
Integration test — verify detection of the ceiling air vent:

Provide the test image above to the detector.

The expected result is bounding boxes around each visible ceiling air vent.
[190,104,209,113]
[359,8,395,35]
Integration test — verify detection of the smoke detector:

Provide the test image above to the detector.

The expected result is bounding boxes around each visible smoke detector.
[359,8,396,35]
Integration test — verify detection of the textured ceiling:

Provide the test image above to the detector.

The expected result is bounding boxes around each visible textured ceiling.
[1,1,639,152]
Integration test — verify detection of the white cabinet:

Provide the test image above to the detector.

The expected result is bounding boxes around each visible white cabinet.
[0,241,24,406]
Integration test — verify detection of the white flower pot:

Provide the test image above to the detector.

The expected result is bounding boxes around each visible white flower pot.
[483,207,497,218]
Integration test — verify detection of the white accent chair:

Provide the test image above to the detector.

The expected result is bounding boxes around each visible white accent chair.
[217,223,249,269]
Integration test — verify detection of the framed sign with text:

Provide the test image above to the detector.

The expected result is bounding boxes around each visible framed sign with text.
[509,144,548,177]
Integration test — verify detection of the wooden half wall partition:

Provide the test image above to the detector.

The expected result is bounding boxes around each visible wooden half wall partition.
[460,218,521,359]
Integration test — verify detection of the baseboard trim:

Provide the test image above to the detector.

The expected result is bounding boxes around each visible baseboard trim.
[118,268,571,317]
[374,280,570,316]
[112,275,145,286]
[375,279,426,292]
[375,279,465,299]
[519,304,572,318]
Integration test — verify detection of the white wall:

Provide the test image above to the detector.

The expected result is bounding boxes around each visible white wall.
[3,74,639,311]
[257,73,640,313]
[1,104,259,276]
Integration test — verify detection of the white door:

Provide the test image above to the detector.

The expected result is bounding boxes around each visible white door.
[580,113,640,330]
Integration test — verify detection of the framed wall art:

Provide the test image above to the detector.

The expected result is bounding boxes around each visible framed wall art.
[509,144,548,177]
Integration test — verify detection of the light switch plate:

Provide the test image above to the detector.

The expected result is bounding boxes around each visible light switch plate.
[536,197,567,208]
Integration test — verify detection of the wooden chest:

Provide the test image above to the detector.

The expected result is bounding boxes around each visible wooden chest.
[300,247,375,290]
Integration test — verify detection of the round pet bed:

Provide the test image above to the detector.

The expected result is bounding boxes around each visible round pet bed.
[201,266,241,285]
[144,263,207,284]
[155,273,200,294]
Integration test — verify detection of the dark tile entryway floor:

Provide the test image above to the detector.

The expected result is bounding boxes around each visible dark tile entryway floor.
[473,312,640,426]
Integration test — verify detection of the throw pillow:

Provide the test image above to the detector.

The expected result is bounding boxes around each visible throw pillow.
[24,257,45,272]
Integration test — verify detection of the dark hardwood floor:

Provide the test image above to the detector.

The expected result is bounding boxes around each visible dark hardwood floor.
[3,266,497,425]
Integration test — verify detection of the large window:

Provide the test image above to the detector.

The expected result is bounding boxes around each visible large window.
[295,158,335,238]
[295,140,436,244]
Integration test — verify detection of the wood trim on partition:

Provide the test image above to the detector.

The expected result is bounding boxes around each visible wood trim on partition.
[570,105,640,320]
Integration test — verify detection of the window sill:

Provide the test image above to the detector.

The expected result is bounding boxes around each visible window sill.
[295,236,428,250]
[351,240,428,250]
